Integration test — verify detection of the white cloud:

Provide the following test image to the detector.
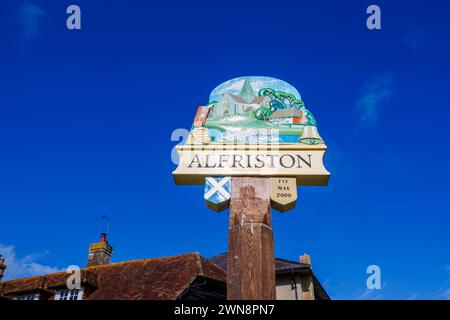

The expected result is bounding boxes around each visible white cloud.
[353,288,384,300]
[407,293,420,300]
[0,244,62,280]
[356,74,393,128]
[434,288,450,300]
[427,264,450,300]
[444,264,450,277]
[432,265,450,300]
[329,280,388,300]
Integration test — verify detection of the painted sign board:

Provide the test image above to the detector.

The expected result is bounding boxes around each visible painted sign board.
[173,144,328,185]
[173,76,330,185]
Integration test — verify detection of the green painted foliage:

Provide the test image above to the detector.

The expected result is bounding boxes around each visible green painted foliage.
[303,109,317,126]
[258,88,305,111]
[254,106,272,121]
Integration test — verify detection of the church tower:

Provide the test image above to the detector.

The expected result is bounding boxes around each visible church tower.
[239,78,256,103]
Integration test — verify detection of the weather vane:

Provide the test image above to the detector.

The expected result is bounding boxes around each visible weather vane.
[101,214,116,235]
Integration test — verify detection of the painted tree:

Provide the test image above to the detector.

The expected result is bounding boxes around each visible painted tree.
[258,88,305,111]
[254,105,272,121]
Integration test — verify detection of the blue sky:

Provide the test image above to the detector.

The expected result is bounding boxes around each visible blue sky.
[0,0,449,299]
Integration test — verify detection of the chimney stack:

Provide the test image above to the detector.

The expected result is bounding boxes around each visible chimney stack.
[299,253,315,300]
[300,253,311,267]
[0,255,7,281]
[87,233,113,267]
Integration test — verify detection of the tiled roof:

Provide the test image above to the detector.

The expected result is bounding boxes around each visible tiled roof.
[0,252,226,300]
[225,94,268,105]
[207,253,228,270]
[268,108,302,118]
[227,94,248,104]
[275,257,310,271]
[208,253,309,272]
[208,253,330,300]
[251,96,268,104]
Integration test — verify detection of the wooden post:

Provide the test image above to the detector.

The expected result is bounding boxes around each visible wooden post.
[227,177,276,300]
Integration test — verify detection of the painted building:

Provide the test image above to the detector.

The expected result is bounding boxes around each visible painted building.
[268,108,304,126]
[209,79,270,117]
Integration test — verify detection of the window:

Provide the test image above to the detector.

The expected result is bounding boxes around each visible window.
[14,293,39,300]
[55,288,83,300]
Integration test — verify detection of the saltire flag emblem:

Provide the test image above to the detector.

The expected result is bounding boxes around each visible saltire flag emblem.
[204,176,231,211]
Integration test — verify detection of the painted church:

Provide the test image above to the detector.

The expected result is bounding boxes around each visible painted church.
[209,79,270,117]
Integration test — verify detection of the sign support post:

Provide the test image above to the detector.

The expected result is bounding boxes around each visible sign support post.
[227,177,276,300]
